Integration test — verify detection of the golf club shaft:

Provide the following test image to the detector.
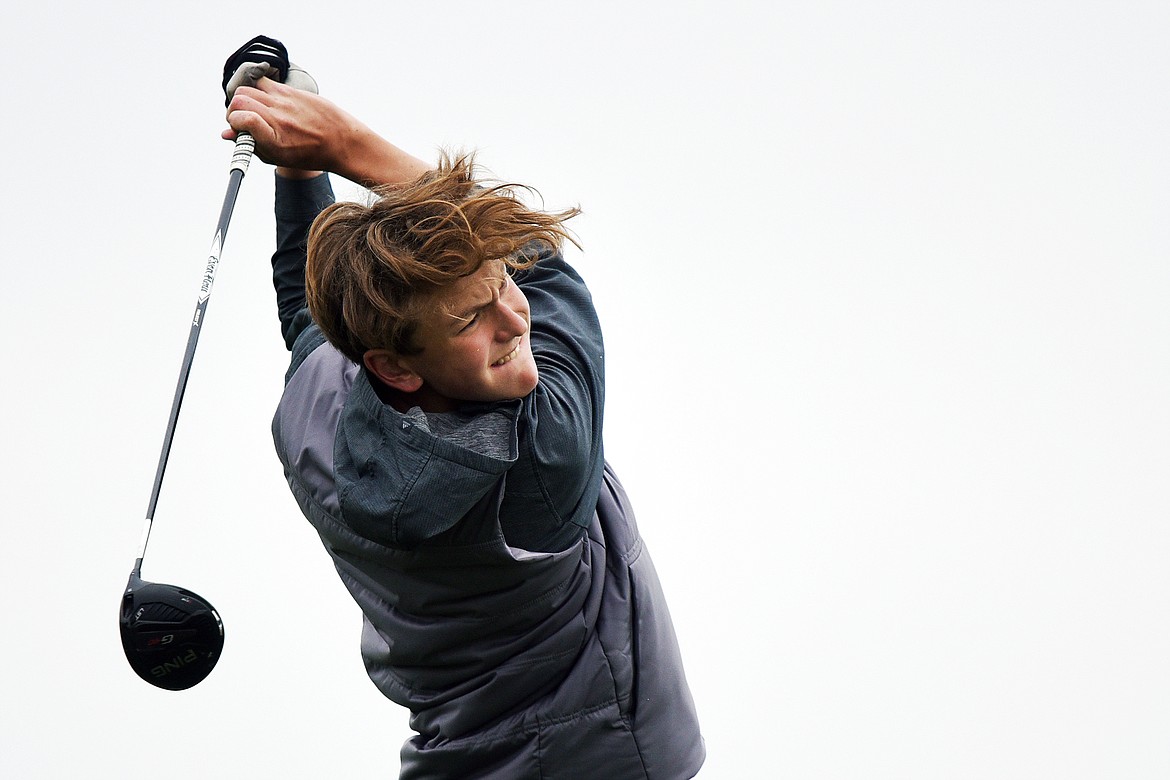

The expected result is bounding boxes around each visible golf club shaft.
[134,133,256,575]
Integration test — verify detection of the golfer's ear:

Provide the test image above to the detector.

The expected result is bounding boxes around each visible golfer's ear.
[363,349,424,393]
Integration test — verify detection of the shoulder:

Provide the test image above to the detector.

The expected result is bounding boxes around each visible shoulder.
[273,333,360,513]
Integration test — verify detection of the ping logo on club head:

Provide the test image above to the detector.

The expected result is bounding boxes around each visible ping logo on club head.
[151,649,202,678]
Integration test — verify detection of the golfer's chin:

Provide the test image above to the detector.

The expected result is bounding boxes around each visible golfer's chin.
[490,353,539,401]
[510,359,541,399]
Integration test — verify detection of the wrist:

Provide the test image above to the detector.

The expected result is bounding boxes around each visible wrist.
[276,167,324,180]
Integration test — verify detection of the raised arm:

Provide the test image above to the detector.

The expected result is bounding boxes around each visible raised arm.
[224,78,431,188]
[271,172,333,349]
[220,45,432,348]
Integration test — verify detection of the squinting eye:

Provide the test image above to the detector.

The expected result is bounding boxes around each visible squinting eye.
[460,312,479,332]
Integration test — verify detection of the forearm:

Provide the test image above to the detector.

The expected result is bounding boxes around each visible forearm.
[226,79,431,188]
[274,134,428,188]
[326,123,432,189]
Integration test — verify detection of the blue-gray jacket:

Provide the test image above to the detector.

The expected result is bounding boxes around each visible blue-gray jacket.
[269,174,704,779]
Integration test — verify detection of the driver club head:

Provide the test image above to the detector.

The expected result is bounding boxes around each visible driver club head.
[120,571,224,691]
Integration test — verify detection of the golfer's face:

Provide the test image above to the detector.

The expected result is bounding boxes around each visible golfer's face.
[407,260,538,406]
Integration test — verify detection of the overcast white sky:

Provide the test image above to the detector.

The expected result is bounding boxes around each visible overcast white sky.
[3,2,1169,777]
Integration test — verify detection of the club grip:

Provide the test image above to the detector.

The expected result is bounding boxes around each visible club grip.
[230,133,256,174]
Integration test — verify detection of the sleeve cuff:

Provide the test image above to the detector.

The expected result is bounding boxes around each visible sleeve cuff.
[275,172,335,221]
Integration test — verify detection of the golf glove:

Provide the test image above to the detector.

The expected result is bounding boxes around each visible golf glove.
[222,34,318,104]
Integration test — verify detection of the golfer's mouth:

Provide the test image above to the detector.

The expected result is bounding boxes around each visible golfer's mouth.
[492,339,522,367]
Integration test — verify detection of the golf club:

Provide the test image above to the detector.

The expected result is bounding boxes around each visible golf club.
[119,132,255,691]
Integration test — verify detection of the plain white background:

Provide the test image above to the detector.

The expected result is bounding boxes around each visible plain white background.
[2,2,1168,777]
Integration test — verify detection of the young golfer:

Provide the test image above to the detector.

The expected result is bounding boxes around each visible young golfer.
[224,37,704,779]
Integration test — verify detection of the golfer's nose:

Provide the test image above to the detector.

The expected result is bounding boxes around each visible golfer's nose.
[494,300,527,340]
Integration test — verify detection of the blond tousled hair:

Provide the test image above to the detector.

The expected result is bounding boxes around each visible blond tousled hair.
[305,152,579,363]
